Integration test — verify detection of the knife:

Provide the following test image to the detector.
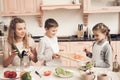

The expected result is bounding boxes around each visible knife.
[35,71,42,78]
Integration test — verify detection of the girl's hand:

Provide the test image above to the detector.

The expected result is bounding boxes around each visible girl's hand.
[52,54,60,59]
[83,48,90,54]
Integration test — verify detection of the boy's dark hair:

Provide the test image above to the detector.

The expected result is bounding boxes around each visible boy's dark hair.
[44,18,58,29]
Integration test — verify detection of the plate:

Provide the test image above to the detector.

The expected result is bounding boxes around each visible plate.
[0,71,20,80]
[54,71,73,78]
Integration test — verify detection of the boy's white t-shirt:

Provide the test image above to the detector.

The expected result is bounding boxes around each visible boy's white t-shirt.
[37,35,60,66]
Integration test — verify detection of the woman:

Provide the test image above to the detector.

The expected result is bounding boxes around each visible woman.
[3,17,38,67]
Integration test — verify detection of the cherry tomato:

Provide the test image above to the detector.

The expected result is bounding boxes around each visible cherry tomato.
[44,70,51,76]
[4,71,11,78]
[74,54,81,59]
[10,71,17,78]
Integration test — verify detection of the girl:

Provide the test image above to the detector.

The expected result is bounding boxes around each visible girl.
[84,23,112,68]
[3,17,38,67]
[37,18,61,66]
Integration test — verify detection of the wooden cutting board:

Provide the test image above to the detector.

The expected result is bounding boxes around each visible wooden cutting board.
[59,53,91,62]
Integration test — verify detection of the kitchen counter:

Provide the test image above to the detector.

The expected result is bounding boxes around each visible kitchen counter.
[0,65,120,80]
[32,34,120,42]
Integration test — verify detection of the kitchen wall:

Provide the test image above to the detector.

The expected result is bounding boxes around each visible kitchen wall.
[0,0,119,36]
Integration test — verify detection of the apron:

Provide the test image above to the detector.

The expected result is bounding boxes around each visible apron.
[92,41,108,66]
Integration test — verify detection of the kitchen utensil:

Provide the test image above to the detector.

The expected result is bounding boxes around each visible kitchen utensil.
[97,73,111,80]
[35,71,41,78]
[59,54,80,62]
[81,72,95,80]
[112,55,119,72]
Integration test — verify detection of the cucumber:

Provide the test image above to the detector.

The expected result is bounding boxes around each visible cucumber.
[11,44,22,58]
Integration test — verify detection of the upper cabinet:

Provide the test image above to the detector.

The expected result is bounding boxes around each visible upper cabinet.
[83,0,120,13]
[40,0,81,10]
[1,0,42,16]
[41,4,81,10]
[2,0,21,15]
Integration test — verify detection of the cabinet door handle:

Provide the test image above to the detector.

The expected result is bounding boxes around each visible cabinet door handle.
[9,12,15,14]
[59,49,64,51]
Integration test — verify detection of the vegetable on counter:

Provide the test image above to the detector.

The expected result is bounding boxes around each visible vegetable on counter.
[12,44,22,58]
[20,72,31,80]
[44,70,51,76]
[86,62,93,69]
[73,54,83,60]
[55,67,73,77]
[4,71,17,78]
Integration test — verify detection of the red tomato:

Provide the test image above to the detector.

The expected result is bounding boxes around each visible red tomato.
[74,54,82,59]
[10,71,17,78]
[4,71,17,78]
[44,70,51,76]
[4,71,11,78]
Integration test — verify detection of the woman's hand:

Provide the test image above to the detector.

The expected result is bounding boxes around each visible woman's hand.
[26,47,37,62]
[11,50,18,56]
[52,54,60,59]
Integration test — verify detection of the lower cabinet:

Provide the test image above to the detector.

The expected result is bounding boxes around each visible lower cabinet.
[60,57,71,67]
[59,41,93,67]
[58,41,119,67]
[116,41,120,64]
[69,42,93,53]
[111,41,117,61]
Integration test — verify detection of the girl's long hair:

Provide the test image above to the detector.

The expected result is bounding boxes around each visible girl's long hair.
[92,23,111,44]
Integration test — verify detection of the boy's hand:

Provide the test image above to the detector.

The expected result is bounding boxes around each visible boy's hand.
[52,54,60,59]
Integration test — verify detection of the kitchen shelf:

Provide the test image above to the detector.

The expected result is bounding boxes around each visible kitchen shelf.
[84,6,120,13]
[83,0,120,13]
[41,4,81,10]
[1,13,41,16]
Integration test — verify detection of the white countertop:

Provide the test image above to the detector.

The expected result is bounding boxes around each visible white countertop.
[0,65,120,80]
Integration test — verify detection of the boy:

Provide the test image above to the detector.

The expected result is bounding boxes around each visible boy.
[37,18,61,66]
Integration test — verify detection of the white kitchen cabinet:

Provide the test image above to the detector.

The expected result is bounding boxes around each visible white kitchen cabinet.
[1,0,41,16]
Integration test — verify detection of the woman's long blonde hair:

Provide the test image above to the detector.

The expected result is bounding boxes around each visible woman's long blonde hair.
[8,17,29,48]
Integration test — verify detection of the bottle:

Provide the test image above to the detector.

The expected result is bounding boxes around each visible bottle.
[77,24,84,39]
[21,50,30,68]
[112,55,119,72]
